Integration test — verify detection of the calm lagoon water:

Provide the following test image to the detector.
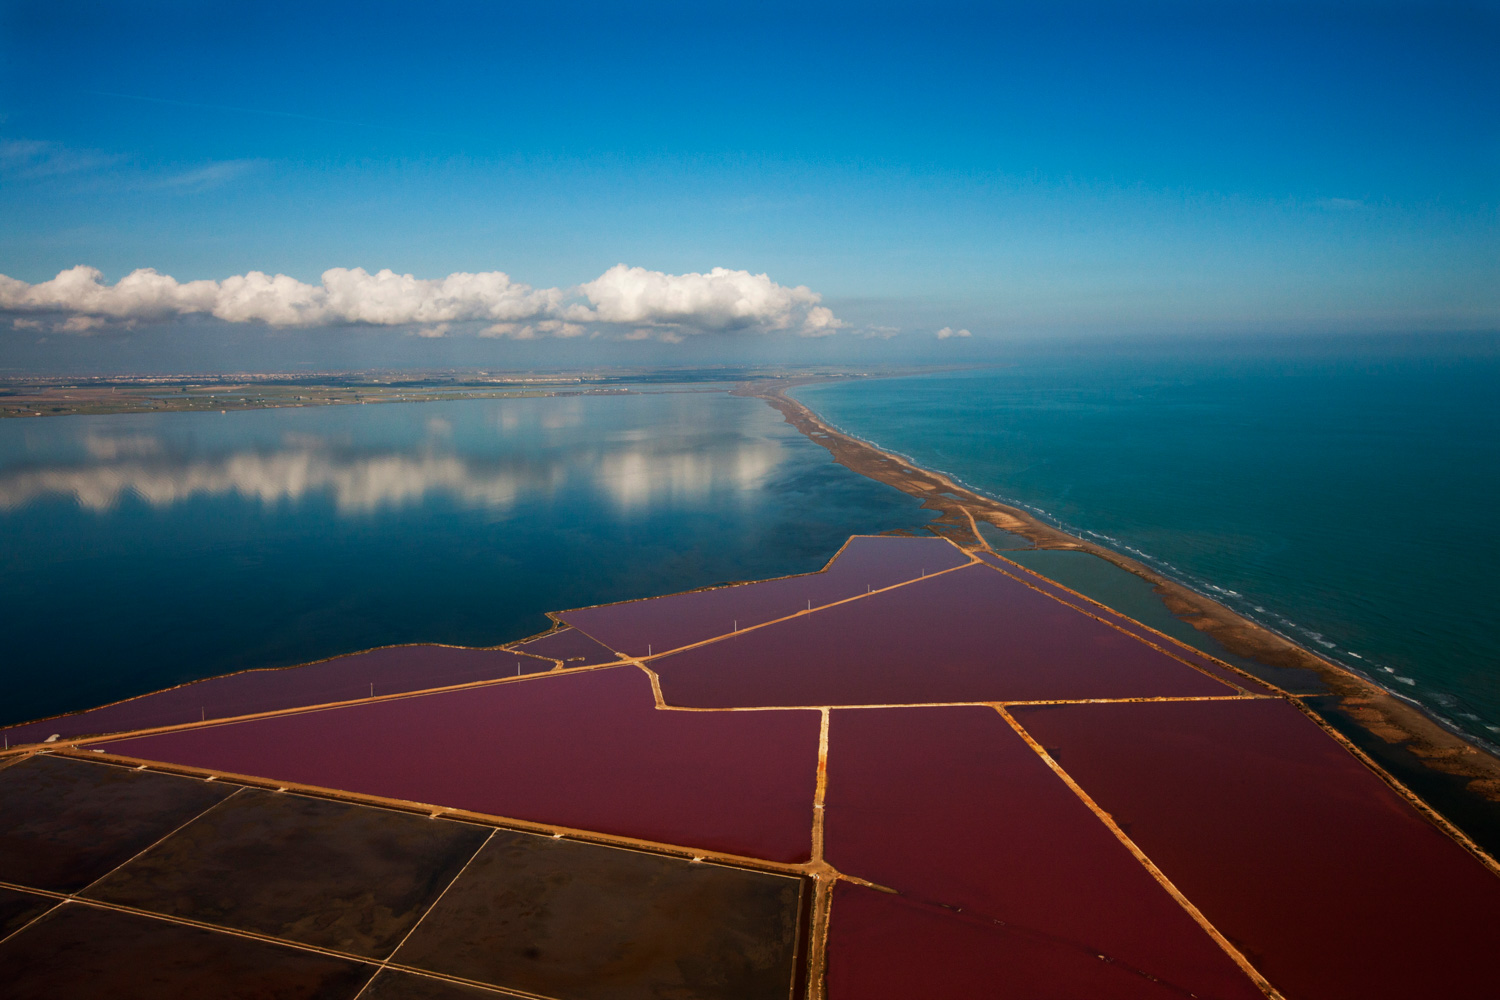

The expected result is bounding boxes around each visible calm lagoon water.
[0,390,929,726]
[797,339,1500,746]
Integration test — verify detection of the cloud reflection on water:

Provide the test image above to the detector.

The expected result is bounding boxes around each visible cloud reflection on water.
[0,426,783,515]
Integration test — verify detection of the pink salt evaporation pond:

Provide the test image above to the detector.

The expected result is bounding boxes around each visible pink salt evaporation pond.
[820,707,1263,1000]
[97,666,821,863]
[654,564,1239,708]
[2,645,552,746]
[559,535,968,657]
[1012,699,1500,1000]
[973,553,1275,695]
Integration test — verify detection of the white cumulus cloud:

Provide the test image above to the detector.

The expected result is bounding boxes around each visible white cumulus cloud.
[0,263,845,340]
[0,265,559,328]
[935,326,972,339]
[575,264,842,337]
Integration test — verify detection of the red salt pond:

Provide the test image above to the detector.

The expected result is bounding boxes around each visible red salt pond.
[821,708,1262,999]
[654,565,1238,708]
[507,627,622,667]
[2,646,553,746]
[97,667,820,863]
[559,535,968,657]
[827,884,1227,1000]
[973,553,1278,695]
[1012,699,1500,1000]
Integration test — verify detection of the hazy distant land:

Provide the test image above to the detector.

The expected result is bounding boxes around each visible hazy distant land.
[0,367,941,419]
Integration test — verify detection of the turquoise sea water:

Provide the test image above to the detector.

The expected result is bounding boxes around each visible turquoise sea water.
[0,389,928,726]
[796,337,1500,747]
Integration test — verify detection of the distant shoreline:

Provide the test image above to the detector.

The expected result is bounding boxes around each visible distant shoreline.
[741,376,1500,853]
[0,367,972,419]
[0,378,655,419]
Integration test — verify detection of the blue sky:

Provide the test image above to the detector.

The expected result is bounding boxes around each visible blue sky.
[1,0,1496,369]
